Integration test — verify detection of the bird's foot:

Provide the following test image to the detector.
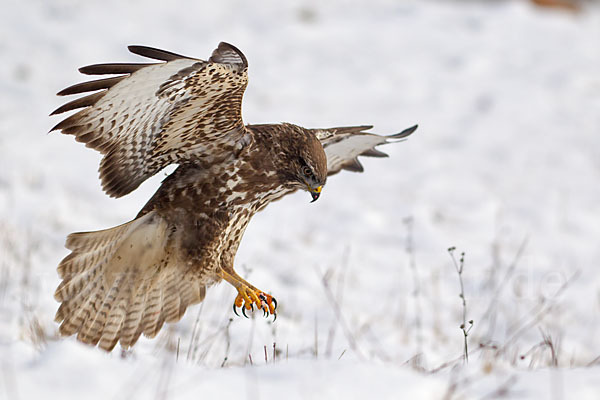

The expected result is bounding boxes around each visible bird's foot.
[232,285,277,320]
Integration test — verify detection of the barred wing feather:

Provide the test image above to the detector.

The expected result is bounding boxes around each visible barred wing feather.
[50,43,250,198]
[314,124,418,176]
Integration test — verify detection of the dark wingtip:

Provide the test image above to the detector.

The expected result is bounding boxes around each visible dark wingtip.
[127,45,144,54]
[48,119,66,132]
[78,63,150,75]
[127,45,189,61]
[56,76,126,96]
[389,124,418,139]
[342,158,364,173]
[49,91,105,116]
[361,148,389,158]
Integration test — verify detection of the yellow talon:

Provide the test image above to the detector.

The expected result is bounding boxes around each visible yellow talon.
[219,268,277,318]
[233,286,277,316]
[234,295,244,308]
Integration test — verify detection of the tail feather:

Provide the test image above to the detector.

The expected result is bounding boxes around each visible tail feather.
[79,274,122,346]
[176,279,197,321]
[65,220,133,251]
[55,271,103,323]
[57,219,141,284]
[75,278,107,344]
[98,274,132,351]
[141,280,164,338]
[120,279,151,348]
[57,243,118,279]
[54,211,207,351]
[161,270,182,323]
[57,274,104,336]
[55,261,104,302]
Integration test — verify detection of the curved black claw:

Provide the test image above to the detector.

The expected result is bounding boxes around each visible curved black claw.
[233,295,277,320]
[258,294,278,312]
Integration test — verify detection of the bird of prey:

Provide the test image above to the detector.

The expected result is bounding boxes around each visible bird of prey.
[50,42,417,351]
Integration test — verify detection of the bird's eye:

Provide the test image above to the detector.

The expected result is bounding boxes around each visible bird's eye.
[298,157,315,181]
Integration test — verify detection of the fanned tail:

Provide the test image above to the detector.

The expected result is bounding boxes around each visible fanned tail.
[54,211,206,351]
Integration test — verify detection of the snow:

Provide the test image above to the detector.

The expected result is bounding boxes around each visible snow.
[1,0,600,398]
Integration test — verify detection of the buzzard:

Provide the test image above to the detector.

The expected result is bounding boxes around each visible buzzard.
[51,42,417,351]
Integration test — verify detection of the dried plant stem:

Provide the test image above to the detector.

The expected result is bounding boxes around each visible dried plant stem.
[480,376,517,399]
[448,247,473,363]
[314,314,319,358]
[404,217,423,353]
[587,355,600,367]
[186,302,205,362]
[221,318,233,367]
[325,246,351,358]
[497,271,579,356]
[481,237,528,339]
[319,267,365,360]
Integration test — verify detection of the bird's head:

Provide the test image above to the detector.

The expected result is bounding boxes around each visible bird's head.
[295,134,327,202]
[277,125,327,202]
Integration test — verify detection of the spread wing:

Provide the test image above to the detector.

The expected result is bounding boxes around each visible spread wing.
[50,43,251,198]
[313,124,418,176]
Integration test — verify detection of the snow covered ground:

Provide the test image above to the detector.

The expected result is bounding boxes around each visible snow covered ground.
[1,0,600,398]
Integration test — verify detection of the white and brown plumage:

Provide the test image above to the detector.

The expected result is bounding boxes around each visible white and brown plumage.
[51,42,417,352]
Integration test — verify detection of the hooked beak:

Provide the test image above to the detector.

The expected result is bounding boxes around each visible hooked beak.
[309,185,322,203]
